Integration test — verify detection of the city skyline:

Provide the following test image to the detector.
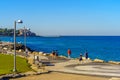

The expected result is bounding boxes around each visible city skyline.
[0,0,120,36]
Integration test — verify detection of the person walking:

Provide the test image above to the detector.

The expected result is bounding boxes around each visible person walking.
[67,49,71,59]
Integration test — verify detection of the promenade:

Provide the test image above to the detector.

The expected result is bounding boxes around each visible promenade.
[46,59,120,77]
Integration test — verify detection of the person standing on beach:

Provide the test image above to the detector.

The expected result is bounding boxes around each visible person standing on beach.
[79,54,83,64]
[52,50,56,59]
[55,50,58,57]
[67,49,71,59]
[84,50,88,59]
[79,54,83,61]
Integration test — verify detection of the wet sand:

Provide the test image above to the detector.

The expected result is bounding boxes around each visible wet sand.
[10,72,110,80]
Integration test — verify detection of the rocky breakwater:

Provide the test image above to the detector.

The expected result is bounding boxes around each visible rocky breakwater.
[108,61,120,65]
[93,58,120,64]
[0,42,33,56]
[93,58,105,63]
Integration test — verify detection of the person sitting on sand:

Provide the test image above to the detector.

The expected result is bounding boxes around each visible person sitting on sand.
[67,49,71,59]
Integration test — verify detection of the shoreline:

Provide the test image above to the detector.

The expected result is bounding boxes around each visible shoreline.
[0,36,120,62]
[0,41,120,64]
[0,41,120,79]
[0,38,120,62]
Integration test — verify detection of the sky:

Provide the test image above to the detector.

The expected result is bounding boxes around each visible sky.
[0,0,120,36]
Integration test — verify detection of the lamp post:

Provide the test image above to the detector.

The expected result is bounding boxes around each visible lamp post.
[24,27,30,57]
[24,26,27,57]
[13,20,23,72]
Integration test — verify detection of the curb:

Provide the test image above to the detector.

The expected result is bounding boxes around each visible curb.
[0,71,50,80]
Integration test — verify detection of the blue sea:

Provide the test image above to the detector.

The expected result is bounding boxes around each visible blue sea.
[0,36,120,62]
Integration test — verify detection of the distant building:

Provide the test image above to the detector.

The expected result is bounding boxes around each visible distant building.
[0,28,36,36]
[18,29,36,36]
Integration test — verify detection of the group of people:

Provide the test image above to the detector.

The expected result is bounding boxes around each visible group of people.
[79,51,88,61]
[51,49,89,61]
[67,49,88,61]
[51,50,58,59]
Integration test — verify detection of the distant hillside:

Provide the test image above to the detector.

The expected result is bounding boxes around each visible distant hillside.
[0,28,36,36]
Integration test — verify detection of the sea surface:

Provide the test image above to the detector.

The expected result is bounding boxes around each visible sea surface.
[0,36,120,61]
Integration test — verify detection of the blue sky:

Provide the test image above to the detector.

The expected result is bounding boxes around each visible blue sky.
[0,0,120,36]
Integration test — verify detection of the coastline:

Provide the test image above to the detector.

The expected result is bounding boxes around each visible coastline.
[1,36,120,62]
[0,41,120,80]
[0,41,120,65]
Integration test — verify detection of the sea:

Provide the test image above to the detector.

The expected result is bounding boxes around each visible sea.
[0,36,120,62]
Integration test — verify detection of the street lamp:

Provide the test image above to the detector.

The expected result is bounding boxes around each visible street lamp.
[13,20,23,72]
[24,27,30,57]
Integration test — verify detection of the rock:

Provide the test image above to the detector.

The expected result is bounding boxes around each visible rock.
[31,65,38,71]
[93,59,104,63]
[108,61,120,65]
[12,50,14,52]
[7,51,13,54]
[3,74,14,78]
[59,55,67,59]
[28,57,34,64]
[12,74,22,78]
[18,49,24,52]
[39,56,48,60]
[24,71,36,76]
[43,53,47,56]
[49,53,53,56]
[82,57,90,60]
[39,52,44,55]
[33,52,39,54]
[3,47,7,50]
[10,43,33,52]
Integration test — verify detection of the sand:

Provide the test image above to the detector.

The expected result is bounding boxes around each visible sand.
[10,72,110,80]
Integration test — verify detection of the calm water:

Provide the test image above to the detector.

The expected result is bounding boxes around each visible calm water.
[0,36,120,61]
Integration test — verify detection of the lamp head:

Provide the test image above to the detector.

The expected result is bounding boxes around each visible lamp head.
[27,28,30,30]
[17,20,23,23]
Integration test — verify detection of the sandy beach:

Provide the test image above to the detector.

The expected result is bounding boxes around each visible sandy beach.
[10,72,109,80]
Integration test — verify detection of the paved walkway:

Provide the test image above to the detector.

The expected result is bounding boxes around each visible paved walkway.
[46,59,120,77]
